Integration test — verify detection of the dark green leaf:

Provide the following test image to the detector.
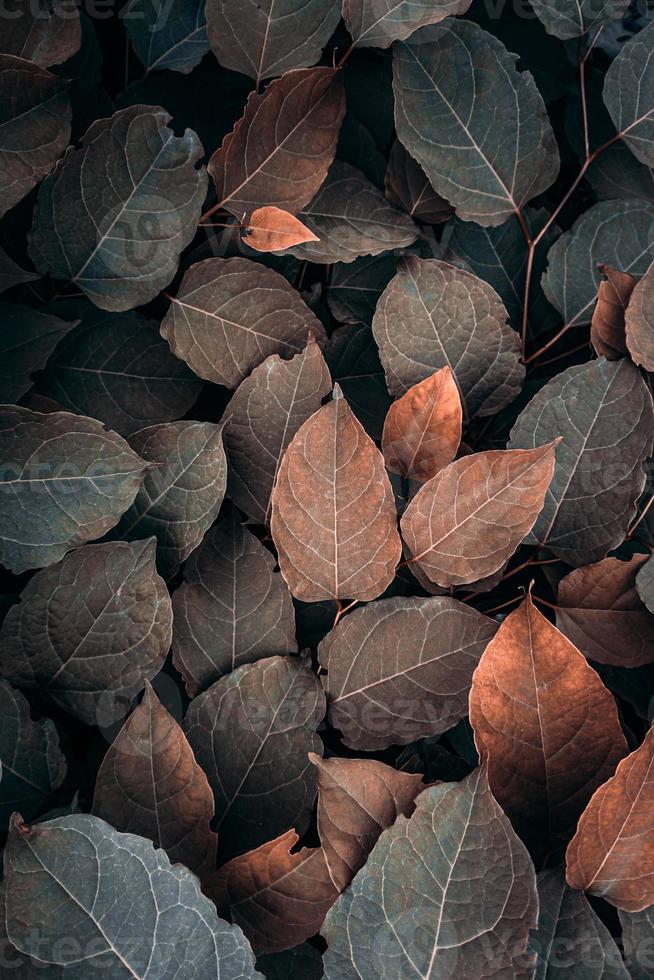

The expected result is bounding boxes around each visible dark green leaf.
[0,303,76,403]
[604,20,654,168]
[530,0,629,40]
[126,0,208,74]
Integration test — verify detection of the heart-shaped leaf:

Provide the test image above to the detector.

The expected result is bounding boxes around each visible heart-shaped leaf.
[0,406,146,574]
[401,442,557,588]
[0,680,66,830]
[271,386,401,602]
[172,508,297,697]
[3,813,262,978]
[470,594,627,845]
[509,358,654,565]
[322,767,538,979]
[208,67,345,218]
[184,655,325,859]
[161,257,327,388]
[319,596,498,750]
[29,105,207,311]
[372,256,524,418]
[392,19,559,225]
[223,337,332,524]
[92,681,217,876]
[0,538,172,725]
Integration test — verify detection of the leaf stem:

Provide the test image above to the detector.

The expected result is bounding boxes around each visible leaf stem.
[627,495,654,538]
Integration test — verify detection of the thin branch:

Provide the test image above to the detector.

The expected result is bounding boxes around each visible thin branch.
[333,599,359,628]
[628,495,654,538]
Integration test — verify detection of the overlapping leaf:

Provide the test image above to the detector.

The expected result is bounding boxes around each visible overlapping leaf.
[0,538,172,725]
[392,19,560,225]
[161,257,326,388]
[111,420,227,579]
[208,67,345,218]
[509,358,654,565]
[372,256,524,418]
[322,767,538,979]
[319,596,498,750]
[604,20,654,168]
[0,303,76,403]
[29,105,207,311]
[326,322,392,439]
[284,160,418,264]
[590,265,635,358]
[206,829,339,955]
[556,555,654,668]
[246,207,319,252]
[92,681,217,876]
[172,508,297,697]
[207,0,340,85]
[0,680,66,829]
[343,0,472,48]
[384,139,453,223]
[0,248,38,294]
[125,0,209,74]
[469,595,627,844]
[0,55,71,218]
[0,406,146,573]
[566,723,654,912]
[184,655,324,859]
[271,387,401,602]
[223,338,332,524]
[3,813,261,978]
[625,261,654,370]
[530,0,629,40]
[401,443,557,588]
[618,906,654,980]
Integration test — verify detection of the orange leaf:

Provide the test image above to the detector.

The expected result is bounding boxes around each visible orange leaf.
[381,366,462,482]
[590,264,636,359]
[566,724,654,912]
[470,594,627,845]
[245,206,319,252]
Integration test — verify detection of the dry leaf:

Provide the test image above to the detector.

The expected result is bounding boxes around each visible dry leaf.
[625,261,654,371]
[590,264,636,359]
[245,206,319,252]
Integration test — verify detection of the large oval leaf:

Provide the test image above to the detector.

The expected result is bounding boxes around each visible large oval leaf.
[322,767,538,979]
[343,0,471,48]
[469,594,627,846]
[208,67,345,218]
[319,596,498,750]
[207,0,340,85]
[39,305,202,436]
[372,256,524,418]
[29,105,207,311]
[172,508,297,697]
[392,19,559,225]
[0,538,172,725]
[92,681,217,877]
[184,655,324,859]
[604,20,654,169]
[285,161,418,264]
[3,813,261,978]
[2,0,81,67]
[541,199,654,328]
[0,406,146,574]
[161,257,326,389]
[270,387,401,602]
[111,420,227,579]
[0,55,71,219]
[126,0,209,74]
[509,358,654,565]
[530,0,629,39]
[566,723,654,912]
[400,443,557,588]
[0,680,66,830]
[223,338,332,524]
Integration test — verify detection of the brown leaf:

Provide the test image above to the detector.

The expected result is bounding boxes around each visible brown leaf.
[208,67,345,218]
[566,723,654,912]
[270,386,401,601]
[400,443,558,588]
[245,206,319,252]
[223,337,332,524]
[381,366,462,483]
[319,595,498,750]
[205,829,339,954]
[384,139,453,223]
[556,555,654,668]
[309,754,425,890]
[92,682,217,877]
[590,264,636,359]
[470,594,627,844]
[625,261,654,371]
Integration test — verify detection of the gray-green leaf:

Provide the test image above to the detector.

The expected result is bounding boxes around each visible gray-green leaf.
[126,0,208,74]
[0,303,77,404]
[29,105,207,312]
[530,0,629,40]
[3,813,262,978]
[604,20,654,168]
[343,0,472,48]
[0,406,146,574]
[392,19,560,226]
[0,538,172,725]
[322,767,538,979]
